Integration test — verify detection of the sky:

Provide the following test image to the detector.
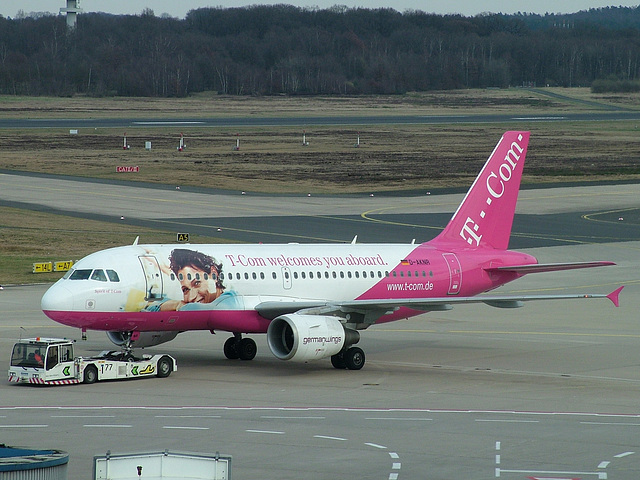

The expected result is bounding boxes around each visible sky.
[1,1,639,19]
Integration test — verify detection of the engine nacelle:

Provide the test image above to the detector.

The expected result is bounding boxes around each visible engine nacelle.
[106,331,179,349]
[267,314,359,362]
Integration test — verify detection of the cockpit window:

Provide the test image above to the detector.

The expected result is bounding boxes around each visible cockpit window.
[91,269,107,282]
[69,269,92,280]
[68,269,118,281]
[106,270,120,282]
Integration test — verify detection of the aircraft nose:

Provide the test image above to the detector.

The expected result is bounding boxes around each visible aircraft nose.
[41,282,74,315]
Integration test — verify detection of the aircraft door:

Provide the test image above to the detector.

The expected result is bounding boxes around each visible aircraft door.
[442,253,462,295]
[139,255,164,301]
[282,267,292,290]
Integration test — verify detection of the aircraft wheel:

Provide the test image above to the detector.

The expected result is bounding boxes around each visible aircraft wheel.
[331,353,346,369]
[83,364,98,384]
[223,337,239,360]
[238,338,257,361]
[344,347,365,370]
[157,356,173,378]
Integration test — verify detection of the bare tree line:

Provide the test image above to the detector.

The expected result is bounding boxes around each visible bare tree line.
[0,5,639,96]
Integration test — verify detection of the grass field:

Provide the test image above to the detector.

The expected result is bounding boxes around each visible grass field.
[0,206,231,284]
[1,87,640,284]
[2,88,640,193]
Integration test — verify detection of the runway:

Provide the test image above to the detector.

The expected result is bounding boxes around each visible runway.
[1,111,640,129]
[1,173,640,479]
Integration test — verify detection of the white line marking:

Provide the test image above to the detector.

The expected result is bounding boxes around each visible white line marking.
[134,121,205,125]
[614,451,635,458]
[500,468,606,477]
[598,461,610,468]
[496,454,501,465]
[51,415,114,418]
[246,429,284,435]
[512,116,567,120]
[476,419,539,423]
[155,415,221,418]
[0,424,48,428]
[261,416,326,419]
[83,424,132,428]
[495,441,501,450]
[366,417,432,421]
[3,406,640,418]
[389,453,399,459]
[163,426,209,430]
[389,474,399,480]
[365,442,387,449]
[581,422,640,426]
[314,435,347,441]
[391,462,401,470]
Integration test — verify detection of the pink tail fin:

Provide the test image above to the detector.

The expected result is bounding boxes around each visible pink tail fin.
[432,131,530,250]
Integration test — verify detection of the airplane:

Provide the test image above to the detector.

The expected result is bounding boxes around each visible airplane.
[41,131,623,370]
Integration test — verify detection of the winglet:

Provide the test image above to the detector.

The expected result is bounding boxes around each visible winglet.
[606,286,624,307]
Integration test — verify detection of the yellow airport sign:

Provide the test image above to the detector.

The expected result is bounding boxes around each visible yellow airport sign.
[54,261,74,272]
[33,262,53,273]
[33,261,74,273]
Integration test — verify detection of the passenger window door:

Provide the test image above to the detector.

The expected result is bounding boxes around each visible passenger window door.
[139,256,164,300]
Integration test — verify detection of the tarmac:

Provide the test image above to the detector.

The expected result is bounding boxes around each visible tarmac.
[1,172,640,478]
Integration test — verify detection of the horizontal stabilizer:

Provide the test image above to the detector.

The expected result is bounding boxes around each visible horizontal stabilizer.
[485,261,615,275]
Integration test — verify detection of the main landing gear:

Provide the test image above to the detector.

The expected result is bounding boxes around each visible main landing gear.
[331,346,365,370]
[223,333,257,361]
[222,333,365,370]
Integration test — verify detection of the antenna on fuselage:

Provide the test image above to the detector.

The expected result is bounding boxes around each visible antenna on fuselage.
[133,236,139,245]
[351,235,358,244]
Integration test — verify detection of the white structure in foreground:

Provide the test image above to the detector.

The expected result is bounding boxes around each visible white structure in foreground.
[94,451,232,480]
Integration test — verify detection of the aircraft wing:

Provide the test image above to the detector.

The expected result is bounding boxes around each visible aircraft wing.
[255,286,623,324]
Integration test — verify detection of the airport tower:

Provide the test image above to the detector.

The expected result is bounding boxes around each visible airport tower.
[60,0,83,30]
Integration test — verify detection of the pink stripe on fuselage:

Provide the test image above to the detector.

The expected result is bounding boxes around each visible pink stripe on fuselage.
[42,308,272,334]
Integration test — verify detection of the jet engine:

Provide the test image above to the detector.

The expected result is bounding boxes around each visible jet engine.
[106,331,179,349]
[267,314,359,362]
